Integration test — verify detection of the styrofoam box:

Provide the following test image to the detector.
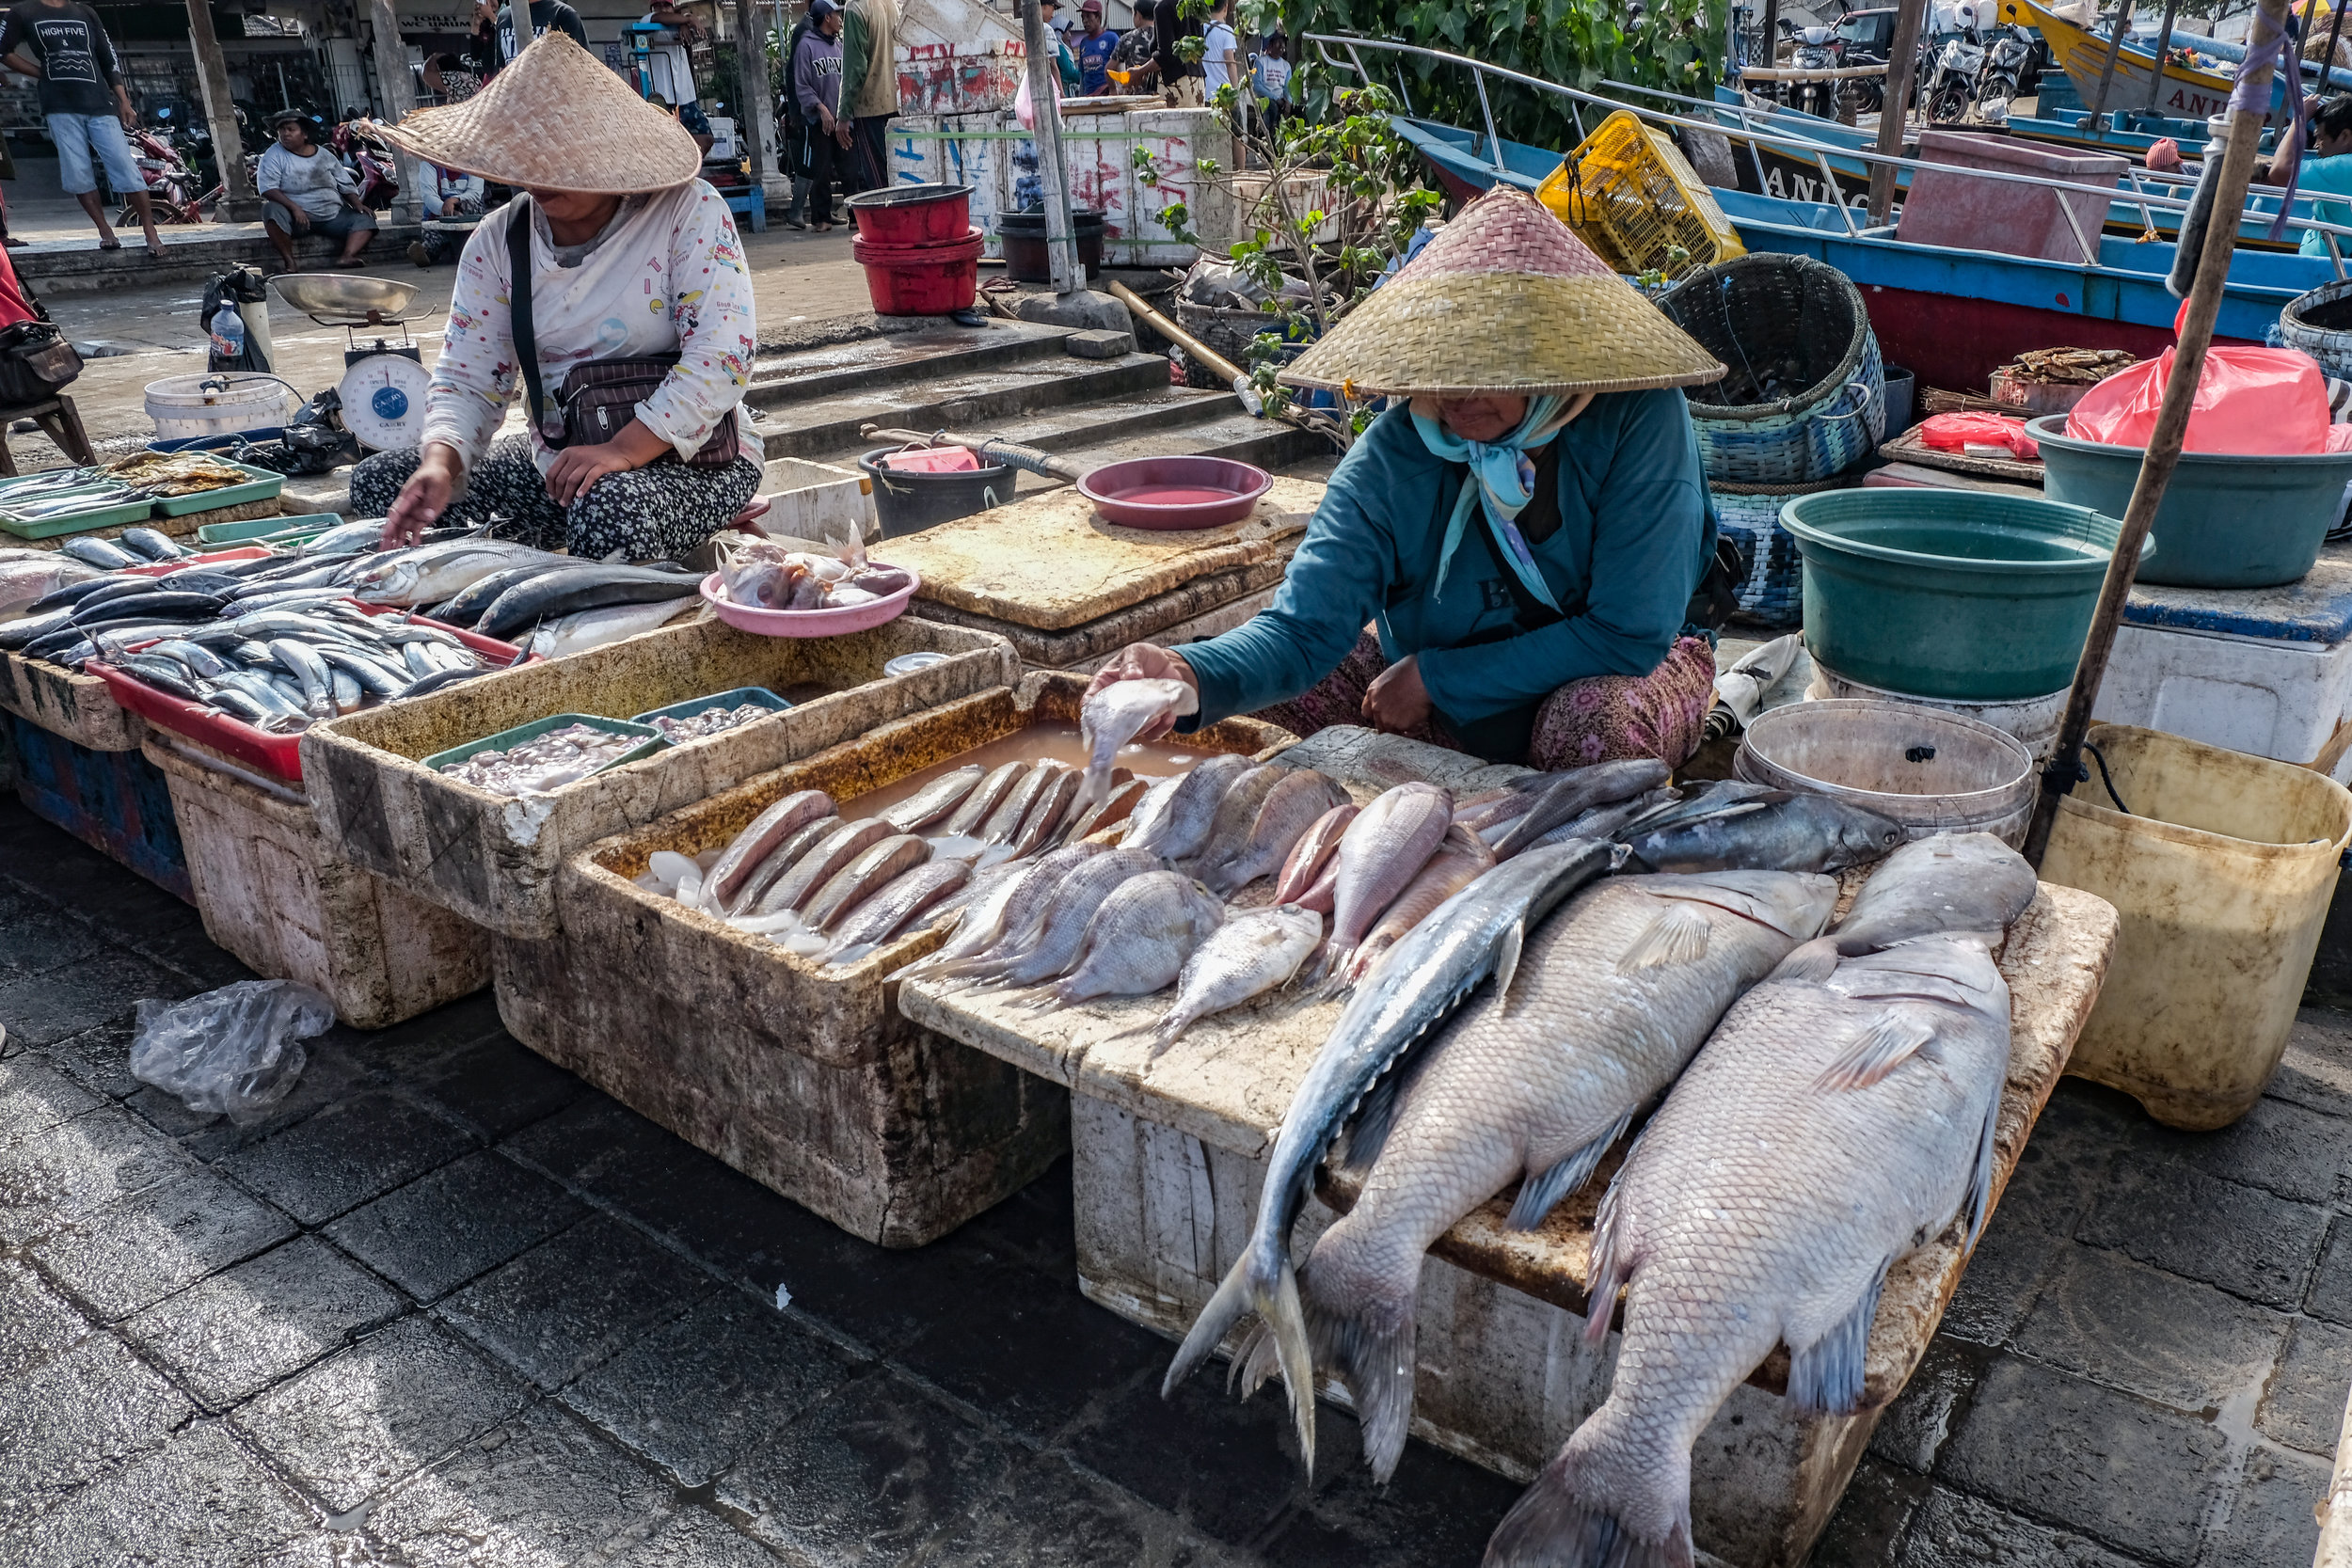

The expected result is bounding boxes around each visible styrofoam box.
[2094,622,2352,782]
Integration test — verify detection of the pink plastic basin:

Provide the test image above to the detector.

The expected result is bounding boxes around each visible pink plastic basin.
[699,563,921,637]
[1077,456,1275,530]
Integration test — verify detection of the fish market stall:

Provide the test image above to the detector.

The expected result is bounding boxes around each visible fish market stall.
[898,727,2122,1567]
[875,479,1323,672]
[496,672,1294,1245]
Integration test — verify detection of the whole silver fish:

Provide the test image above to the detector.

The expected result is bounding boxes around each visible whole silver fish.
[266,638,335,719]
[943,761,1030,838]
[1164,838,1619,1475]
[1527,785,1682,852]
[1269,871,1837,1482]
[349,541,567,607]
[1774,831,2036,982]
[1491,760,1672,860]
[907,842,1106,980]
[898,856,1046,977]
[707,790,834,910]
[1115,772,1184,848]
[1077,677,1196,811]
[727,816,839,916]
[1008,766,1083,857]
[1336,824,1496,988]
[1327,782,1455,972]
[1274,802,1358,905]
[979,763,1061,846]
[988,847,1167,987]
[1202,769,1353,896]
[803,833,931,932]
[819,859,972,967]
[1623,793,1905,875]
[1486,936,2010,1568]
[1147,904,1324,1055]
[1125,752,1251,861]
[882,765,984,832]
[752,818,894,915]
[1051,871,1226,1005]
[1176,762,1286,879]
[1063,775,1151,844]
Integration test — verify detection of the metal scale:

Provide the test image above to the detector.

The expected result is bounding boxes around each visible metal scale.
[266,273,433,451]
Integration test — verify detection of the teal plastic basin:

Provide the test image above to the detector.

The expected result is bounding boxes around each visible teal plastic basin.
[2027,415,2352,589]
[1780,489,2141,702]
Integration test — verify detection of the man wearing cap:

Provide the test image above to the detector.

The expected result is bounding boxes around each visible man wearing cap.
[257,112,375,271]
[834,0,898,192]
[356,32,760,563]
[1074,0,1119,94]
[1039,0,1081,92]
[1087,189,1731,771]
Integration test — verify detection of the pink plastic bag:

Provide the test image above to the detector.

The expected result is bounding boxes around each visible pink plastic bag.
[2065,346,2334,454]
[883,446,981,473]
[1920,411,2041,460]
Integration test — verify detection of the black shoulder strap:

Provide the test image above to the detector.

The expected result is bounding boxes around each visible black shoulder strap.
[506,196,547,437]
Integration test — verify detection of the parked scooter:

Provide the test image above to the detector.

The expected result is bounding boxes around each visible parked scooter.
[329,118,400,212]
[1925,25,1986,122]
[116,122,208,226]
[1975,23,2034,125]
[1777,16,1846,119]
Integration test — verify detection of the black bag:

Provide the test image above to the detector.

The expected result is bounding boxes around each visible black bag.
[504,197,741,467]
[0,320,82,406]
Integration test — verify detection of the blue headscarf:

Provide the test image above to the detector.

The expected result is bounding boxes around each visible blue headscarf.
[1410,395,1581,611]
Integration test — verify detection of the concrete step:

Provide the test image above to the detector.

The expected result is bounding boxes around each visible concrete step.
[815,385,1245,467]
[743,319,1076,411]
[16,222,424,294]
[751,353,1172,461]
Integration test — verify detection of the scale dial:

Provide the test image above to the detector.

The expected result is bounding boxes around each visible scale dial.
[339,351,434,451]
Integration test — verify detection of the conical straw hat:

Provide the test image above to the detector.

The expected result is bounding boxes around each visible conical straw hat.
[377,31,701,195]
[1280,187,1727,398]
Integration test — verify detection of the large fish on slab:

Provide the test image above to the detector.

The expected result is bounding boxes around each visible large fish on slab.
[1264,870,1838,1482]
[348,541,568,607]
[1077,677,1198,811]
[1485,935,2011,1568]
[1491,760,1672,861]
[984,847,1167,987]
[1176,762,1287,881]
[1163,838,1619,1475]
[1049,870,1226,1005]
[1773,831,2036,982]
[1125,752,1252,861]
[1146,903,1324,1055]
[1202,769,1353,896]
[1622,792,1904,876]
[1326,782,1455,977]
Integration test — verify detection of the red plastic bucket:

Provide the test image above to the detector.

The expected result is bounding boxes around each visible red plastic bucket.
[845,182,973,245]
[851,229,984,316]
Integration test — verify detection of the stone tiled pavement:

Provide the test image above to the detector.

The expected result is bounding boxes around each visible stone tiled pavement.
[1,789,2348,1566]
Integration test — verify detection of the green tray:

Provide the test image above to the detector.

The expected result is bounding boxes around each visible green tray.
[151,459,285,518]
[0,494,155,540]
[421,712,668,790]
[196,512,343,546]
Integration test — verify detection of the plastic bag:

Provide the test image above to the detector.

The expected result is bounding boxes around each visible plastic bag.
[129,979,334,1123]
[2066,346,2335,454]
[1014,66,1060,132]
[1920,411,2041,460]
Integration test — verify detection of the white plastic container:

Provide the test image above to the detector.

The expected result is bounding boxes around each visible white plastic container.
[1808,659,2068,757]
[144,372,293,443]
[2092,620,2352,781]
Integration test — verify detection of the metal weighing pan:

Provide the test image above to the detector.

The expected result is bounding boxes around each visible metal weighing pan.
[269,274,421,325]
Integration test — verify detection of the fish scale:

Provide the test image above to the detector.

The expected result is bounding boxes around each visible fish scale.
[1484,937,2011,1568]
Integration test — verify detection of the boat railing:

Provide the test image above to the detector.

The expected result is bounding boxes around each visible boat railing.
[1304,30,2352,279]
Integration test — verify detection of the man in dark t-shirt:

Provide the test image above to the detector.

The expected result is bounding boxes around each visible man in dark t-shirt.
[493,0,587,68]
[0,0,159,253]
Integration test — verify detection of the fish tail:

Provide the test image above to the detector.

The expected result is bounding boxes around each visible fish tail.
[1303,1258,1420,1483]
[1484,1418,1694,1568]
[1162,1242,1321,1476]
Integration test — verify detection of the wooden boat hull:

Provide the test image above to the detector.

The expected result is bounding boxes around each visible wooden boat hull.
[2009,0,2276,121]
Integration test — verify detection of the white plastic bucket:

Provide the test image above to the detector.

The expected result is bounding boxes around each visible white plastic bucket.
[144,373,291,443]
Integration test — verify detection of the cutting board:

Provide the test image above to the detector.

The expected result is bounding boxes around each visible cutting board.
[882,477,1323,632]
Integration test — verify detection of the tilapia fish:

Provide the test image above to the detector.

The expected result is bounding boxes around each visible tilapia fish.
[1270,871,1837,1482]
[1051,870,1225,1004]
[1200,768,1352,895]
[1622,793,1904,876]
[1327,782,1455,975]
[1486,936,2011,1568]
[1147,904,1325,1055]
[1774,831,2036,982]
[1125,752,1251,861]
[1164,839,1619,1475]
[1274,802,1358,904]
[1077,677,1198,811]
[1335,824,1496,989]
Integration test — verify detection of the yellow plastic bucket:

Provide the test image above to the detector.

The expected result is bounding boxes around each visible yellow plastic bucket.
[2040,723,2352,1130]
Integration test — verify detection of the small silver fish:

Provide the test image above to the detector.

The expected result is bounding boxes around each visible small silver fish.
[1148,904,1324,1055]
[881,765,984,832]
[1063,775,1151,844]
[1125,753,1252,861]
[752,817,893,915]
[943,761,1030,838]
[1051,871,1225,1005]
[1077,677,1196,811]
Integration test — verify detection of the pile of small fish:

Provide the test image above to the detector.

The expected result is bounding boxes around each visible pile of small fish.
[103,451,257,497]
[711,536,913,613]
[352,538,705,657]
[439,722,646,795]
[645,701,774,743]
[0,467,141,522]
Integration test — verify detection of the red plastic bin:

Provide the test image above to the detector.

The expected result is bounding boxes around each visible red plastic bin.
[87,600,530,784]
[120,546,274,578]
[850,228,983,317]
[844,182,972,246]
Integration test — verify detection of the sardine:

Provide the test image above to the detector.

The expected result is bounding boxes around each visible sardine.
[1274,802,1358,904]
[1487,936,2010,1568]
[1337,824,1497,988]
[989,847,1169,987]
[881,765,984,832]
[1201,769,1352,895]
[1077,677,1197,811]
[1490,760,1673,860]
[1164,838,1620,1474]
[803,833,931,932]
[1623,793,1906,875]
[1327,782,1455,972]
[706,789,834,909]
[1124,752,1252,861]
[752,817,893,915]
[1007,766,1083,857]
[899,843,1105,980]
[819,859,973,967]
[1274,871,1838,1481]
[1050,871,1225,1005]
[727,816,839,915]
[944,761,1031,838]
[1148,904,1324,1055]
[980,762,1064,846]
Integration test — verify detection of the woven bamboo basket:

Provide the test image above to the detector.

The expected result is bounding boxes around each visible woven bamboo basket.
[1712,473,1858,628]
[1659,254,1887,485]
[2280,278,2352,382]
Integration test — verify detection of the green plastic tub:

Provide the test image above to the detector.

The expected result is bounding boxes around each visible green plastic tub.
[0,494,154,539]
[196,512,344,547]
[152,458,284,517]
[2026,415,2352,589]
[421,713,667,791]
[1780,489,2143,702]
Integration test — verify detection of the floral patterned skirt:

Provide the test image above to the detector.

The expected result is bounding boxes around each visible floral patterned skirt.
[1250,630,1717,771]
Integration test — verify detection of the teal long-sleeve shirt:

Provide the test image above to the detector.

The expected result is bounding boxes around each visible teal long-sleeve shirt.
[1177,390,1713,755]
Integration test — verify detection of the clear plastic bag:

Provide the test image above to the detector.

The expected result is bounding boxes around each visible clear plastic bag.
[2065,346,2335,454]
[129,979,335,1123]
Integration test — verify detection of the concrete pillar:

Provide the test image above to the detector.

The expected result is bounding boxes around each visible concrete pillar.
[734,0,789,201]
[359,0,425,223]
[185,0,262,219]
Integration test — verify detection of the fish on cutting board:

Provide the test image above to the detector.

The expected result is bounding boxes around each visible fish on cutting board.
[1145,904,1324,1055]
[1325,782,1454,979]
[1048,870,1225,1005]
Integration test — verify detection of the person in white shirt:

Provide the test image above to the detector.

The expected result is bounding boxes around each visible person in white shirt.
[637,1,699,106]
[256,111,374,270]
[358,31,761,562]
[1200,0,1238,95]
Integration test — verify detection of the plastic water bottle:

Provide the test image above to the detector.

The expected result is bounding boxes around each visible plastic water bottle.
[209,304,246,366]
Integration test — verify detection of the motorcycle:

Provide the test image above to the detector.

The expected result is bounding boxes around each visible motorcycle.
[1975,23,2034,125]
[116,123,209,226]
[329,119,400,212]
[1925,26,1986,123]
[1777,16,1845,119]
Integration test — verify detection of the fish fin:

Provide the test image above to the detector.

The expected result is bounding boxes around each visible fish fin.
[1785,1256,1892,1418]
[1483,1419,1694,1568]
[1962,1069,2001,1248]
[1768,936,1841,985]
[1336,1069,1406,1174]
[1582,1185,1630,1348]
[1166,1243,1320,1473]
[1812,1011,1938,1092]
[1231,1321,1279,1399]
[1613,904,1712,974]
[1494,919,1527,1008]
[1317,1291,1418,1484]
[1164,1252,1255,1398]
[1504,1110,1633,1231]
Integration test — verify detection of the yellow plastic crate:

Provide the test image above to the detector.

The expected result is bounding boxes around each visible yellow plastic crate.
[1535,109,1745,281]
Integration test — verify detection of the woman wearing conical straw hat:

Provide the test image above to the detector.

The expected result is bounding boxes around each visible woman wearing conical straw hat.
[356,31,761,562]
[1087,188,1732,770]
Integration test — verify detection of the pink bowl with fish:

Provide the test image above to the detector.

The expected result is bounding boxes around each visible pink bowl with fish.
[699,562,922,637]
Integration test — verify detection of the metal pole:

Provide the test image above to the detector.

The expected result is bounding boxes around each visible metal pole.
[2024,0,2298,866]
[359,0,424,224]
[2326,0,2351,90]
[2088,0,2137,128]
[2142,0,2182,109]
[1017,0,1081,293]
[1761,0,1782,69]
[184,0,259,219]
[1867,0,1928,224]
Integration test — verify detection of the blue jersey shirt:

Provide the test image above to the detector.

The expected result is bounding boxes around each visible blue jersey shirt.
[2299,150,2352,257]
[1177,390,1714,759]
[1075,27,1119,93]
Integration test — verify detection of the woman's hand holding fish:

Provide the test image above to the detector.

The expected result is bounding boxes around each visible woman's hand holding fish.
[383,443,464,548]
[1084,642,1200,740]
